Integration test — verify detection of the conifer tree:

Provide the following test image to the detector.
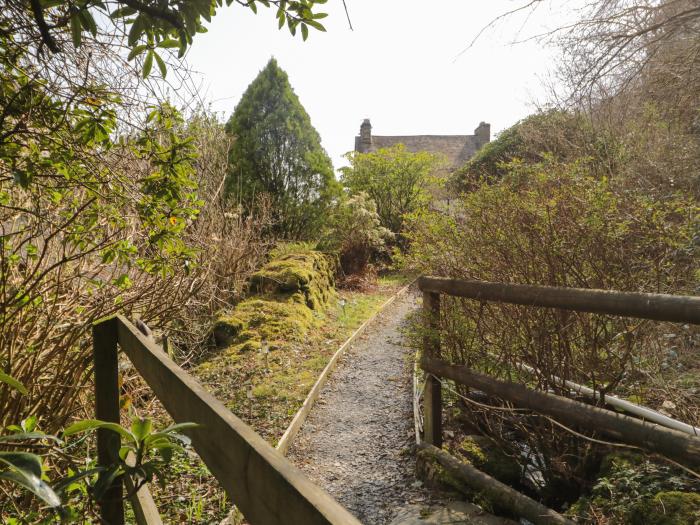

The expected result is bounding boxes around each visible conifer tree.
[225,58,338,239]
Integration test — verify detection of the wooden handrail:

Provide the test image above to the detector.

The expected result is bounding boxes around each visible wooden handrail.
[418,276,700,324]
[422,356,700,469]
[416,276,700,473]
[92,315,361,525]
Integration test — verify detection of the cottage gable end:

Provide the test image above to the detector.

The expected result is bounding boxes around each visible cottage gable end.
[353,119,490,171]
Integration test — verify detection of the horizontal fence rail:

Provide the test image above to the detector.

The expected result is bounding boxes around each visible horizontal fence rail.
[93,315,361,525]
[415,275,700,523]
[422,356,700,469]
[418,276,700,324]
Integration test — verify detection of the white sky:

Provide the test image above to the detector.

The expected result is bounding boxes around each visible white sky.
[184,1,573,169]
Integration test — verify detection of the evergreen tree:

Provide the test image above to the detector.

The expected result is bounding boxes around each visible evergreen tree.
[225,58,339,239]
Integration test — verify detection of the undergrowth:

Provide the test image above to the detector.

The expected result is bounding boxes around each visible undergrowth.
[137,267,409,523]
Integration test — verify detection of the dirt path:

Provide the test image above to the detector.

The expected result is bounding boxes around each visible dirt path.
[287,291,435,524]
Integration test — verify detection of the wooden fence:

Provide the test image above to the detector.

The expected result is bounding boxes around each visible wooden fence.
[416,276,700,524]
[92,315,361,525]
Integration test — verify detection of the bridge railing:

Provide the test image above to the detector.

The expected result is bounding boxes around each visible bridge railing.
[417,276,700,463]
[92,314,361,525]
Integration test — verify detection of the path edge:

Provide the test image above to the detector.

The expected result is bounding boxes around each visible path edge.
[276,280,414,456]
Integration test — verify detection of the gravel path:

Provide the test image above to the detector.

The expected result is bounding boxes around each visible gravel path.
[287,291,437,524]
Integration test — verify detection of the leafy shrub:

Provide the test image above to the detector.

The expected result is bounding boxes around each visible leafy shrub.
[166,111,273,363]
[0,105,203,431]
[568,453,700,524]
[452,110,619,191]
[319,192,393,278]
[404,157,698,502]
[0,371,194,521]
[0,106,272,431]
[408,158,697,295]
[341,144,441,244]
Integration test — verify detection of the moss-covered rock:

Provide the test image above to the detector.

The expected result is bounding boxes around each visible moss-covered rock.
[210,249,336,354]
[455,436,521,486]
[214,296,316,353]
[250,252,335,310]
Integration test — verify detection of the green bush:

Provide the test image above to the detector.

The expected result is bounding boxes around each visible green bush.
[318,192,393,276]
[452,110,619,191]
[341,144,442,243]
[408,158,697,296]
[225,59,339,239]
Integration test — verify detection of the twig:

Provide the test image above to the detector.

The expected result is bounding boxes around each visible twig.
[342,0,353,31]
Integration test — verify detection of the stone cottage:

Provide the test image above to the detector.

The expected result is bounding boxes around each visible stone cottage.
[354,119,491,172]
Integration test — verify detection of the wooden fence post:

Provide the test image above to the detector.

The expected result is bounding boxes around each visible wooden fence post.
[93,317,125,525]
[423,291,442,447]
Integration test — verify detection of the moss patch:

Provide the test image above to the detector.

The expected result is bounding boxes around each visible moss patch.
[454,436,521,486]
[628,491,700,525]
[567,452,700,524]
[211,251,335,354]
[250,251,334,310]
[216,296,316,353]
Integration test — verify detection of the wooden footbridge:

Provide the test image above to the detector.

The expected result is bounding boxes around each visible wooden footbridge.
[91,277,700,524]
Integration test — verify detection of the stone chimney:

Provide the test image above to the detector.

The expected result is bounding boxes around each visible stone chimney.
[474,121,491,149]
[360,119,372,148]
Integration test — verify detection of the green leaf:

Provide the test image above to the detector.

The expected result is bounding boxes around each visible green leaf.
[163,422,200,433]
[53,468,104,496]
[128,16,144,46]
[178,31,188,57]
[0,452,42,479]
[0,471,60,507]
[158,446,174,462]
[127,44,148,61]
[142,51,153,78]
[70,13,82,47]
[0,432,61,444]
[0,451,61,506]
[301,23,308,41]
[21,416,37,433]
[110,6,137,18]
[0,369,27,395]
[306,19,326,31]
[158,39,181,49]
[153,52,167,78]
[78,9,98,36]
[130,418,152,441]
[63,419,136,443]
[182,4,198,35]
[92,465,122,500]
